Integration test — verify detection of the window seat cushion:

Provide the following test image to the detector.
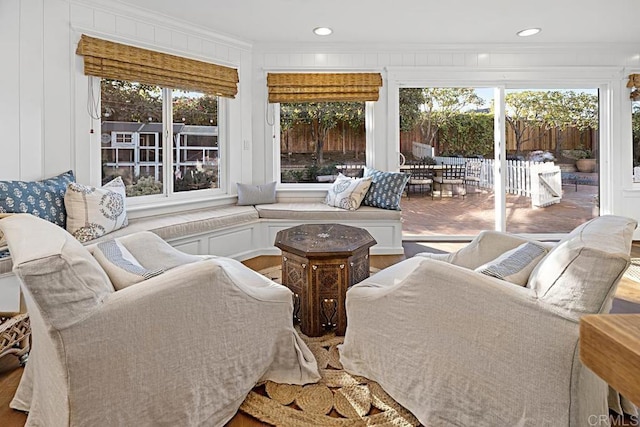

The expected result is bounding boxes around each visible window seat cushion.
[0,205,259,276]
[88,205,259,244]
[254,202,401,221]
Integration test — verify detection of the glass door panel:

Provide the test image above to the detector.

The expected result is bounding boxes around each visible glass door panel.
[399,87,496,237]
[503,89,599,234]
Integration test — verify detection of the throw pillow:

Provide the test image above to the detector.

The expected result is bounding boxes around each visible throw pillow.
[474,241,549,286]
[65,177,128,243]
[0,170,75,226]
[92,239,165,290]
[237,181,277,205]
[325,173,372,210]
[0,170,76,247]
[90,231,204,290]
[361,167,410,210]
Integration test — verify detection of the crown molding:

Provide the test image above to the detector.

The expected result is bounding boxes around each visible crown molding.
[69,0,252,51]
[254,41,640,55]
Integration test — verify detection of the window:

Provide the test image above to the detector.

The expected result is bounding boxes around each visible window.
[277,101,367,183]
[101,79,221,197]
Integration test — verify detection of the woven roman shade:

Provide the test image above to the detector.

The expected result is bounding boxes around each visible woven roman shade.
[628,74,640,100]
[267,73,382,103]
[76,35,238,98]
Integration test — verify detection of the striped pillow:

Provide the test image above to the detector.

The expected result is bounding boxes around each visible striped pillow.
[92,239,165,290]
[474,242,548,286]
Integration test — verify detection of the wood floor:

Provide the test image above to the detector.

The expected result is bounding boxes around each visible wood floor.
[2,247,640,427]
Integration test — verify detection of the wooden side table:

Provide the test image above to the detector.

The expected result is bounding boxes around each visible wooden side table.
[275,224,376,337]
[580,314,640,407]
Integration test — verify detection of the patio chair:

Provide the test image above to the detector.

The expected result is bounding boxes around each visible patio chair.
[406,161,434,198]
[433,164,465,199]
[464,161,482,193]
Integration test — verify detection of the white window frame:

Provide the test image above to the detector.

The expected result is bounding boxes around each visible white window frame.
[272,101,374,190]
[98,79,228,208]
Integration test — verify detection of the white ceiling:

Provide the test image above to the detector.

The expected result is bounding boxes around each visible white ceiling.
[114,0,640,46]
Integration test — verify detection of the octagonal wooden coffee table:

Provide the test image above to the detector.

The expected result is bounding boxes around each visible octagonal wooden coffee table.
[275,224,376,337]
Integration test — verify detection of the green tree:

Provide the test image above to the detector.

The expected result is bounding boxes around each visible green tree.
[633,102,640,166]
[173,94,218,126]
[438,112,494,157]
[504,90,598,157]
[101,79,162,122]
[101,80,218,126]
[419,88,485,147]
[504,91,546,156]
[399,88,425,132]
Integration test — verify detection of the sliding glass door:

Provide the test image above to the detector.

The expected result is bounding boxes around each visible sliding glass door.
[503,88,599,234]
[399,85,600,238]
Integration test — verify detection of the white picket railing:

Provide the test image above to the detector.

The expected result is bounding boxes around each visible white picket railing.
[530,163,562,207]
[433,157,562,207]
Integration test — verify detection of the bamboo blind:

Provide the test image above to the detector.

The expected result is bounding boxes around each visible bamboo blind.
[76,35,239,98]
[267,73,382,103]
[628,74,640,100]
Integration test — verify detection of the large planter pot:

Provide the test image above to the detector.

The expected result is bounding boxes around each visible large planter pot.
[575,158,596,173]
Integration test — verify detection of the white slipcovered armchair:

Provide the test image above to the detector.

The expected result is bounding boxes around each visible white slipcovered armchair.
[340,215,636,427]
[0,214,320,426]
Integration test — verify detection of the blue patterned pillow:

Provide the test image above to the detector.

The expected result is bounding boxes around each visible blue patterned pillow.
[362,167,409,210]
[0,170,75,228]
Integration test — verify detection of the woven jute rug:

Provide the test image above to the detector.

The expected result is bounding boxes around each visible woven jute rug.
[624,258,640,284]
[239,330,420,426]
[239,266,419,426]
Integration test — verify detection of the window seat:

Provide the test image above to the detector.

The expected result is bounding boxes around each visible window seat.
[0,201,403,312]
[0,205,259,276]
[0,202,403,277]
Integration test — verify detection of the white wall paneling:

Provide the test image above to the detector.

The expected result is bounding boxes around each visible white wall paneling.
[0,0,21,179]
[4,0,640,237]
[44,0,74,178]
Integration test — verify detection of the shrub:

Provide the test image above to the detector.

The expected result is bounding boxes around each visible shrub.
[126,176,163,197]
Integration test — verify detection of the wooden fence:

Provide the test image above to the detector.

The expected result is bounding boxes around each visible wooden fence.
[281,122,366,154]
[281,121,595,156]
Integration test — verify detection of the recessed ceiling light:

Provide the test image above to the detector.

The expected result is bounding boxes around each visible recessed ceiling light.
[313,27,333,36]
[517,28,541,37]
